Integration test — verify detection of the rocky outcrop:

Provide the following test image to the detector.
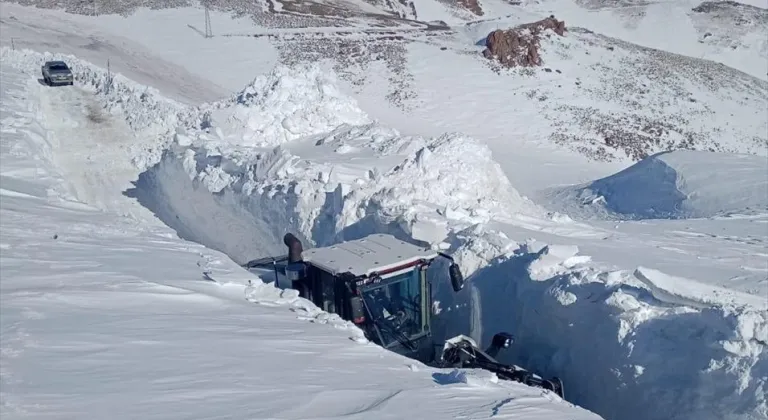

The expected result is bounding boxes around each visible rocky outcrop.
[363,0,418,20]
[482,17,567,67]
[457,0,483,16]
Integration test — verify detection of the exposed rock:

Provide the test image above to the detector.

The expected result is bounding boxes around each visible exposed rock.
[482,17,567,68]
[434,0,483,16]
[456,0,483,16]
[362,0,418,20]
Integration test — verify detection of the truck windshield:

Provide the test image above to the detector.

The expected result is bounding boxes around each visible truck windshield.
[361,268,424,348]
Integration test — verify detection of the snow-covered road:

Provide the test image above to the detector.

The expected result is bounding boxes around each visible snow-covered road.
[33,79,161,219]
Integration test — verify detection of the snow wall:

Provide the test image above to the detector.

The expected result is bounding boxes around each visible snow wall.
[4,47,766,420]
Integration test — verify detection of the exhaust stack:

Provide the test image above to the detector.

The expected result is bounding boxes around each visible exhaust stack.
[284,233,303,263]
[283,233,308,298]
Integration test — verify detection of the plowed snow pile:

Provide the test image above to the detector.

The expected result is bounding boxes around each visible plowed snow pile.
[4,47,766,420]
[542,150,768,220]
[204,64,371,147]
[452,228,767,420]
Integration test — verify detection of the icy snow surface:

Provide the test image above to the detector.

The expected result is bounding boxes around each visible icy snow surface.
[1,3,767,420]
[0,55,600,420]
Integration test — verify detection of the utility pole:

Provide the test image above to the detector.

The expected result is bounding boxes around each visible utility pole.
[105,59,112,95]
[204,5,213,38]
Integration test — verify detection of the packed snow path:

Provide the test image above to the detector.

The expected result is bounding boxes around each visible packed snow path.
[34,76,163,220]
[0,60,601,419]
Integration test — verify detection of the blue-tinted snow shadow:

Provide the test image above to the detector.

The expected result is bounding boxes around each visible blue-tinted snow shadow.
[431,370,466,385]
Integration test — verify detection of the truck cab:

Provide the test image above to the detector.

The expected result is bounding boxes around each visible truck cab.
[245,233,465,363]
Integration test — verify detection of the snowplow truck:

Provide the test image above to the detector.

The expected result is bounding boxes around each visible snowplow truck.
[244,233,564,399]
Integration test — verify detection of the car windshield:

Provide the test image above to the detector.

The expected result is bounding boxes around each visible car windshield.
[49,64,68,71]
[361,268,424,348]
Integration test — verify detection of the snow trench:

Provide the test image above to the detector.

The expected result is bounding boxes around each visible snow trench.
[5,47,766,420]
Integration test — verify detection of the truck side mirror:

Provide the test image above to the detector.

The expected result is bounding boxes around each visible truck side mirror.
[449,262,464,292]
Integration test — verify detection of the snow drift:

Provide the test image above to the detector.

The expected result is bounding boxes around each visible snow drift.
[4,47,766,420]
[449,228,767,420]
[206,64,372,147]
[543,150,768,220]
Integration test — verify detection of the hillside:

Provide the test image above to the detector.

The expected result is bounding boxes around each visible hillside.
[1,0,766,174]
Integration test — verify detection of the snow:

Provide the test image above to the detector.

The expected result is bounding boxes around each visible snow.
[0,54,600,420]
[521,0,768,81]
[2,1,764,192]
[445,227,768,420]
[1,3,767,420]
[301,234,439,277]
[542,150,768,220]
[633,266,768,310]
[0,4,276,101]
[209,63,372,147]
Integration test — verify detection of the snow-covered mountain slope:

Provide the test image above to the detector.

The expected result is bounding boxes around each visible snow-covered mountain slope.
[2,2,765,194]
[516,0,768,79]
[416,22,767,162]
[0,55,603,420]
[6,0,764,79]
[1,0,472,26]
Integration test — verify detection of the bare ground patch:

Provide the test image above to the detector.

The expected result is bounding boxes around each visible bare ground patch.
[273,31,426,110]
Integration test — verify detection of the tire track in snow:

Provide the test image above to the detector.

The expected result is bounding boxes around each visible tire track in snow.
[34,77,162,222]
[0,11,229,104]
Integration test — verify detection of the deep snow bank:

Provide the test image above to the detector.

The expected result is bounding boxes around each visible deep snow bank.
[543,150,768,220]
[447,227,767,420]
[1,60,609,420]
[126,61,543,265]
[6,46,765,420]
[137,114,540,264]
